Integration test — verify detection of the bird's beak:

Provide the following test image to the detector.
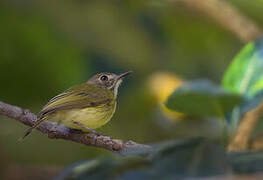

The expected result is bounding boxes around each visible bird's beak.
[117,71,132,81]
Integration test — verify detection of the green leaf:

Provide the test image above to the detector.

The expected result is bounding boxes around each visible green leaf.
[222,38,263,98]
[165,80,242,117]
[222,38,263,132]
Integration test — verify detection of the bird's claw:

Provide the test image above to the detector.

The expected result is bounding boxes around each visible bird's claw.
[73,121,105,136]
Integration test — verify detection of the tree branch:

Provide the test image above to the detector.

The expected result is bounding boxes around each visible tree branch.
[0,101,151,154]
[228,104,263,151]
[172,0,263,43]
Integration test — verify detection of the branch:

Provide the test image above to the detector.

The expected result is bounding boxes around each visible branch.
[251,135,263,150]
[0,101,151,154]
[228,104,263,151]
[172,0,263,43]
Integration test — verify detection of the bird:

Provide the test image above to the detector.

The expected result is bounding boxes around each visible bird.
[22,71,132,139]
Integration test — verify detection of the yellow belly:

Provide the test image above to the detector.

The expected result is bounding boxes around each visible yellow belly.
[48,103,116,130]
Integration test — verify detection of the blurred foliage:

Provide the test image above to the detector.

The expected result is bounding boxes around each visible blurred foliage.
[222,38,263,133]
[55,138,230,180]
[0,4,86,106]
[222,38,263,98]
[55,137,263,180]
[166,80,242,117]
[162,38,263,144]
[1,0,263,179]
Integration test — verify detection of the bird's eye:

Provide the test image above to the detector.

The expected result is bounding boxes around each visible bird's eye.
[100,75,108,81]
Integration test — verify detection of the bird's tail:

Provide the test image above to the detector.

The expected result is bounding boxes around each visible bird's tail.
[19,118,45,141]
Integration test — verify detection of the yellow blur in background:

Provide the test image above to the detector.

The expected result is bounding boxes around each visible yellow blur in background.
[148,72,185,121]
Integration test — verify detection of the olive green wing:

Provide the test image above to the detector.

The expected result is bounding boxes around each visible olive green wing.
[39,83,114,118]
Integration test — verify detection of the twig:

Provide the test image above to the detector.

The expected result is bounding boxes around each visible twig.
[228,104,263,151]
[172,0,263,43]
[251,136,263,150]
[0,101,151,154]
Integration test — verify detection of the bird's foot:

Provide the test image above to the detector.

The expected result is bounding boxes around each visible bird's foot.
[47,125,59,138]
[73,121,105,136]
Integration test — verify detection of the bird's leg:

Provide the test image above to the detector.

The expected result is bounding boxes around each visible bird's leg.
[50,126,57,132]
[48,119,66,137]
[73,121,105,136]
[47,124,59,138]
[49,118,63,134]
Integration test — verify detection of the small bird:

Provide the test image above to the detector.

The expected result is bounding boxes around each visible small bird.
[22,71,131,139]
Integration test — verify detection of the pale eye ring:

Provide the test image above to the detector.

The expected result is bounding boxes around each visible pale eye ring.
[100,75,108,81]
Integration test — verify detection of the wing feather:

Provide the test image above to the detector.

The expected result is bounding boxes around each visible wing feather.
[39,83,114,118]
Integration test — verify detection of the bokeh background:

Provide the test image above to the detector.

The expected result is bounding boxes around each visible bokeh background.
[0,0,263,179]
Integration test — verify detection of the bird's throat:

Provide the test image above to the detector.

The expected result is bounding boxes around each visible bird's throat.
[111,80,122,98]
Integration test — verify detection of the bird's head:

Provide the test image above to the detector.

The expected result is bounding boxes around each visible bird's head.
[87,71,132,97]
